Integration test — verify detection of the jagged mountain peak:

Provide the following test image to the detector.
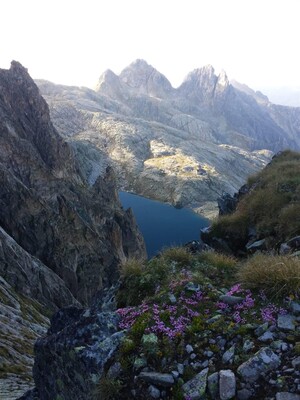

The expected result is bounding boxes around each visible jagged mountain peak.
[118,59,173,98]
[95,68,123,96]
[218,69,229,87]
[181,64,229,88]
[178,64,229,103]
[120,58,156,75]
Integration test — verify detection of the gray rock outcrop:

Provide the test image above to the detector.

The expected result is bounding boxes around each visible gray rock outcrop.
[0,61,146,398]
[0,61,146,306]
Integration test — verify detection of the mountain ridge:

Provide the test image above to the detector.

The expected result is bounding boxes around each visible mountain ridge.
[36,58,300,217]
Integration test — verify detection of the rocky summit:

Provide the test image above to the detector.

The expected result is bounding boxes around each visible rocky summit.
[0,61,146,398]
[36,59,300,217]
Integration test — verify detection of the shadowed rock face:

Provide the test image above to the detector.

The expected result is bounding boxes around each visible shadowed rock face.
[0,61,146,306]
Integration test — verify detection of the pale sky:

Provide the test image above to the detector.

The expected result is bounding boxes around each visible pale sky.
[1,0,300,93]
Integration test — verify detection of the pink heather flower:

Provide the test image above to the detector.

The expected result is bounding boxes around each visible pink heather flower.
[279,307,287,315]
[259,289,267,302]
[217,301,229,310]
[233,311,245,324]
[227,283,243,296]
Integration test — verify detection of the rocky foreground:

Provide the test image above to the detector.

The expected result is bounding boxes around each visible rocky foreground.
[20,248,300,400]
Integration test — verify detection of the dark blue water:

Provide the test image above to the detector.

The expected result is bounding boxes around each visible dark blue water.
[119,191,209,258]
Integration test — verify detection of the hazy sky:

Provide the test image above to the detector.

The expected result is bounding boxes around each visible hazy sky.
[1,0,300,92]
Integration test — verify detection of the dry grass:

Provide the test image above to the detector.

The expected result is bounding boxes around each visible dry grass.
[197,251,237,270]
[160,246,193,266]
[237,253,300,297]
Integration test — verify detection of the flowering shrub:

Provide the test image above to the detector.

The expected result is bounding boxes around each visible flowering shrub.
[117,289,204,340]
[117,278,288,342]
[261,304,287,323]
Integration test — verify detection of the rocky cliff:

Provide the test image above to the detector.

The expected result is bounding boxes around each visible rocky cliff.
[0,61,146,398]
[0,61,146,305]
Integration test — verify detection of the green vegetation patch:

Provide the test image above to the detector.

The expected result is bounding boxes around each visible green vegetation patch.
[210,150,300,247]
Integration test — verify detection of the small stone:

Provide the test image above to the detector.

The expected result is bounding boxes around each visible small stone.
[219,295,244,305]
[243,340,254,353]
[292,356,300,368]
[218,338,227,350]
[207,314,222,324]
[168,293,177,304]
[219,370,236,400]
[134,357,147,370]
[148,385,160,399]
[186,344,194,354]
[222,345,235,363]
[237,388,252,400]
[255,322,269,337]
[277,314,296,331]
[201,360,209,368]
[246,239,266,251]
[138,372,175,387]
[182,368,209,400]
[206,351,214,358]
[272,340,284,350]
[283,368,294,373]
[291,302,300,315]
[280,242,291,255]
[190,353,197,360]
[177,363,184,375]
[237,347,281,383]
[185,282,201,292]
[142,333,158,347]
[208,372,219,399]
[259,331,274,342]
[281,343,289,352]
[275,393,300,400]
[191,361,202,370]
[171,371,179,379]
[107,362,122,378]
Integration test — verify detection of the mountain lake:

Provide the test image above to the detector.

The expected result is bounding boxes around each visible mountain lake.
[119,191,210,258]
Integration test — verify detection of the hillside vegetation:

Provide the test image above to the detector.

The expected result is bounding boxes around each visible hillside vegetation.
[209,150,300,252]
[97,245,300,399]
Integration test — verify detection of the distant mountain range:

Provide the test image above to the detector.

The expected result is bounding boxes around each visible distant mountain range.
[36,60,300,217]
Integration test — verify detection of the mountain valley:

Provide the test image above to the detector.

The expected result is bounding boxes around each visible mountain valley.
[37,59,300,218]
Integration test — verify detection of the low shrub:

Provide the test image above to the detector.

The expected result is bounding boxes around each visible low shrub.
[94,377,123,400]
[117,257,171,307]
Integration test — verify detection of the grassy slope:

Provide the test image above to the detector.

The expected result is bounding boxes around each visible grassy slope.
[210,150,300,250]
